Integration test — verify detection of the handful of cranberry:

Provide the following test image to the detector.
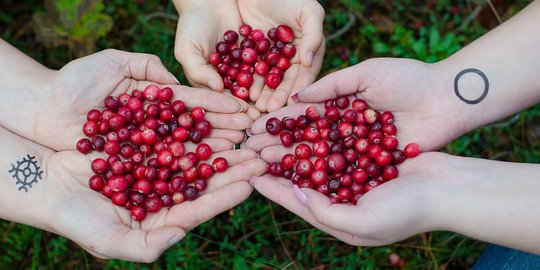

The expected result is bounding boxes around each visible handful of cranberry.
[208,24,296,100]
[76,84,229,221]
[265,96,421,204]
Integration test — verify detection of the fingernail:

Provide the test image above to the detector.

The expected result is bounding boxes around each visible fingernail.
[249,176,257,187]
[290,87,306,103]
[246,128,254,137]
[169,72,180,85]
[208,79,218,91]
[293,185,308,206]
[168,232,184,247]
[236,101,245,113]
[305,51,314,67]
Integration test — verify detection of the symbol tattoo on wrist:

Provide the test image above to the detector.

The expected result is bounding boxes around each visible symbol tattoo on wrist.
[454,68,489,104]
[9,154,43,192]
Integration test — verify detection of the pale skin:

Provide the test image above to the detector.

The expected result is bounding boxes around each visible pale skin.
[0,125,266,262]
[246,1,540,255]
[0,39,252,151]
[172,0,325,113]
[0,39,268,261]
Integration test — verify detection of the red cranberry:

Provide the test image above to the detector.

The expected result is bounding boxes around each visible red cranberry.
[266,117,283,135]
[88,175,104,191]
[184,186,199,201]
[83,121,98,137]
[404,143,421,158]
[295,159,314,177]
[76,138,93,154]
[281,154,297,170]
[91,158,108,174]
[327,153,346,173]
[265,73,281,89]
[239,24,252,37]
[237,71,254,87]
[294,143,312,159]
[212,157,228,172]
[280,131,294,147]
[131,205,146,221]
[352,99,368,112]
[281,43,296,58]
[382,165,399,180]
[311,169,328,186]
[268,162,284,177]
[313,140,330,157]
[255,61,269,76]
[276,25,294,42]
[223,30,239,43]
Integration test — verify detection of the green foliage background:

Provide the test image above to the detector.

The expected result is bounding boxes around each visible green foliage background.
[0,0,536,269]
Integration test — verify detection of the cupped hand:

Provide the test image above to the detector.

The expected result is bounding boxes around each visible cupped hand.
[249,152,449,246]
[247,58,466,152]
[34,49,251,151]
[237,0,325,113]
[173,0,242,92]
[44,148,266,262]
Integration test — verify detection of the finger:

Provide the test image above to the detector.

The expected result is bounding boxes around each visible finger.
[174,36,223,92]
[250,176,365,245]
[300,187,362,235]
[172,86,242,113]
[105,49,179,85]
[298,4,325,68]
[288,41,325,104]
[205,158,267,192]
[254,88,273,113]
[249,74,266,102]
[90,225,185,263]
[293,65,364,103]
[260,145,294,162]
[209,129,246,144]
[266,65,299,112]
[205,112,253,130]
[244,133,280,152]
[247,105,262,120]
[166,181,253,231]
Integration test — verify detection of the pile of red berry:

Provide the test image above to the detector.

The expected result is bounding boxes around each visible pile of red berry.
[209,24,296,100]
[76,84,228,221]
[265,96,420,204]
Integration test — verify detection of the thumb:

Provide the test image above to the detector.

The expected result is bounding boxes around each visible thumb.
[294,185,355,233]
[298,4,325,68]
[105,49,180,85]
[175,40,224,92]
[292,63,368,103]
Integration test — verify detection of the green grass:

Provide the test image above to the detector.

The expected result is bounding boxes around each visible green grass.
[0,0,536,269]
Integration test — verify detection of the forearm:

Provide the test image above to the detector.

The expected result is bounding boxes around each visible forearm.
[173,0,236,14]
[433,156,540,254]
[0,125,54,231]
[0,39,54,139]
[433,1,540,133]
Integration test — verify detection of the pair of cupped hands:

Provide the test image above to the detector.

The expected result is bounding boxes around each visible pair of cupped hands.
[38,0,466,263]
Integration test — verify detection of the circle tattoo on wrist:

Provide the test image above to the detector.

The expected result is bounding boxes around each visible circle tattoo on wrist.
[454,68,489,104]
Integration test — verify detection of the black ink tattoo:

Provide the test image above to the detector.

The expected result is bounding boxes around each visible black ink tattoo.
[454,68,489,104]
[9,155,43,192]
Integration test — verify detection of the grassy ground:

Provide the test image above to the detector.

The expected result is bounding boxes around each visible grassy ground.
[0,0,536,269]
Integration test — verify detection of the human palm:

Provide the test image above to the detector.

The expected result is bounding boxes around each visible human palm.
[45,148,266,262]
[237,0,325,112]
[248,58,464,152]
[250,152,449,246]
[34,49,250,151]
[174,0,242,91]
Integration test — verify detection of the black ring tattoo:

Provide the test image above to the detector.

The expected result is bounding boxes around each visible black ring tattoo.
[454,68,489,104]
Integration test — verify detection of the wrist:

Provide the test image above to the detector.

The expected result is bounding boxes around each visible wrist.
[429,61,475,141]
